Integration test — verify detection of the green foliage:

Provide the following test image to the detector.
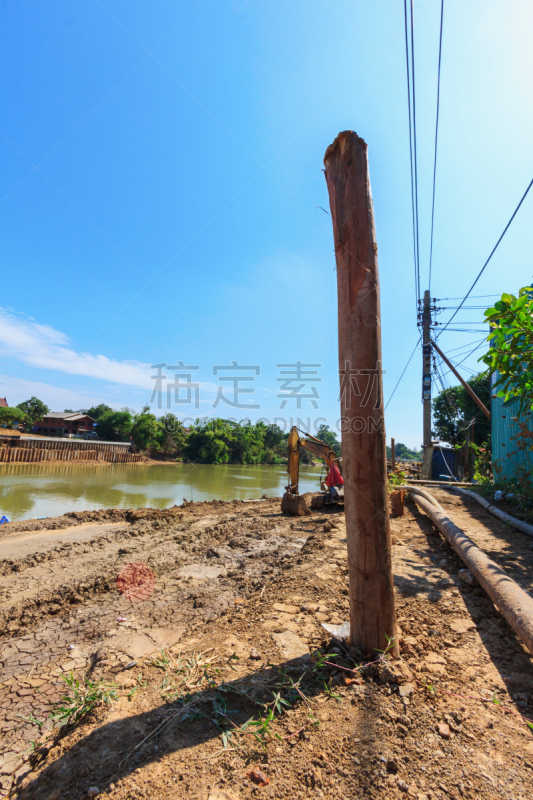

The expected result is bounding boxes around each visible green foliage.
[432,371,491,447]
[16,397,49,430]
[52,671,117,729]
[315,424,341,456]
[480,287,533,414]
[185,418,233,464]
[392,442,422,461]
[131,406,160,451]
[95,409,133,442]
[83,403,113,421]
[388,470,407,489]
[157,413,188,456]
[0,406,26,428]
[184,418,287,465]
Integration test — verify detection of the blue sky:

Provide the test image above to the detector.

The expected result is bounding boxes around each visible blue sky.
[1,0,532,448]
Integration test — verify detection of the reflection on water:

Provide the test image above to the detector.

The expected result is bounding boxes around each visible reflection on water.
[0,462,324,521]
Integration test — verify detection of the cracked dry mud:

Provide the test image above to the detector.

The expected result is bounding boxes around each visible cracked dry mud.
[1,490,533,800]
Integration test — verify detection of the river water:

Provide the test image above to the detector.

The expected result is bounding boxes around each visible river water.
[0,462,324,521]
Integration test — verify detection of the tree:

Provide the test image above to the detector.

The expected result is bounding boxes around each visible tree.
[95,409,133,442]
[0,407,26,429]
[394,443,422,461]
[432,371,491,447]
[480,288,533,413]
[316,423,341,456]
[185,418,233,464]
[264,423,284,451]
[83,403,113,421]
[131,407,160,451]
[16,397,49,431]
[156,413,188,457]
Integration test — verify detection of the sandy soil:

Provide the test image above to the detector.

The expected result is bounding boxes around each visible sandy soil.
[1,491,533,799]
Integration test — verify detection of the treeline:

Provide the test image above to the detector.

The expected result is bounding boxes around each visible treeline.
[183,419,340,465]
[1,397,342,465]
[386,442,423,461]
[85,408,342,465]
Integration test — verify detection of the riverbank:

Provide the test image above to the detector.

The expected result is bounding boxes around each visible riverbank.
[1,491,533,798]
[0,462,321,522]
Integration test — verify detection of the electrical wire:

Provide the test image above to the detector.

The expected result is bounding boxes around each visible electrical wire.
[453,338,488,366]
[436,295,500,300]
[444,336,487,354]
[410,0,421,307]
[433,354,489,431]
[403,0,420,311]
[437,305,495,310]
[436,177,533,338]
[385,335,421,410]
[435,328,488,333]
[434,320,487,324]
[434,336,487,391]
[428,0,444,295]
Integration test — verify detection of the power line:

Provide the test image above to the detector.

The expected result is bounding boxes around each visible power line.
[438,305,496,310]
[433,352,490,431]
[444,336,487,354]
[385,335,421,410]
[428,0,444,295]
[436,295,500,300]
[403,0,420,311]
[410,0,421,307]
[437,177,533,338]
[436,328,488,333]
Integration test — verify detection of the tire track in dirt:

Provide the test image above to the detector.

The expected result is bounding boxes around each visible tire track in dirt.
[0,502,309,781]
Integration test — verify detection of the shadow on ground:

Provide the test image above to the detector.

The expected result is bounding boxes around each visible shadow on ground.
[403,496,533,716]
[16,650,382,800]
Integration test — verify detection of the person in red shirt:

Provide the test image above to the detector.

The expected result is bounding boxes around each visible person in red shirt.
[326,462,343,501]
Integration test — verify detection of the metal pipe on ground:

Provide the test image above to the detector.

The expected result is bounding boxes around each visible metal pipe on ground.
[406,479,476,487]
[453,487,533,540]
[408,490,533,658]
[397,486,445,512]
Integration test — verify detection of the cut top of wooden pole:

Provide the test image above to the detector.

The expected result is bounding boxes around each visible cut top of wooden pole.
[324,131,398,657]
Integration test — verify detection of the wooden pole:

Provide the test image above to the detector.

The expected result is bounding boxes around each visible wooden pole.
[431,340,490,419]
[391,438,396,472]
[324,131,398,657]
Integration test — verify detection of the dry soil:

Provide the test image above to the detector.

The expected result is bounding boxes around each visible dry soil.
[1,490,533,800]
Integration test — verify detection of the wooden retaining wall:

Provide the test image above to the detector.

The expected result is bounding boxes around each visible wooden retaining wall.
[0,446,142,464]
[0,437,131,454]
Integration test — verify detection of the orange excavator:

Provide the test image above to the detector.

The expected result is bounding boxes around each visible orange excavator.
[281,426,343,515]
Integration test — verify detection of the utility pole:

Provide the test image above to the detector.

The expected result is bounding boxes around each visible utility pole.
[324,131,398,658]
[421,290,433,478]
[391,437,396,472]
[422,290,432,446]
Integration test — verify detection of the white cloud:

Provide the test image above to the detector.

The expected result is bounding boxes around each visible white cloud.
[0,373,107,412]
[0,307,152,389]
[0,308,224,414]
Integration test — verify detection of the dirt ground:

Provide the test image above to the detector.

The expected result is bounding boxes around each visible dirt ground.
[1,490,533,800]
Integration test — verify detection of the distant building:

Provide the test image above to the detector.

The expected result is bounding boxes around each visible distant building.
[34,412,95,437]
[0,398,8,408]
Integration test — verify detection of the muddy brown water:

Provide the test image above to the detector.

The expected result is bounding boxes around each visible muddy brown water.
[0,462,323,521]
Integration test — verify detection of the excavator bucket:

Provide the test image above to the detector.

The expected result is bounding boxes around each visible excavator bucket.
[281,492,311,516]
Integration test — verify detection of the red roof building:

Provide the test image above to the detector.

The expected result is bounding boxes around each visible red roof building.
[0,398,8,408]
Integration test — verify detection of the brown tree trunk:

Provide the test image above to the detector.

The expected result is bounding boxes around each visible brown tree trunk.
[324,131,398,657]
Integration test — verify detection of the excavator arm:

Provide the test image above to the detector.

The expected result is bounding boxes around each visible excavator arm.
[286,426,340,496]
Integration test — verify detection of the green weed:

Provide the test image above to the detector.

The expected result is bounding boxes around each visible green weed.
[51,671,118,729]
